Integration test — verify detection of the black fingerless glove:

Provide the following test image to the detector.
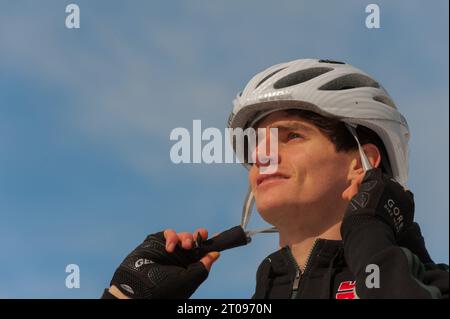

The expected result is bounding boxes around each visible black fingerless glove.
[342,168,415,237]
[109,232,209,299]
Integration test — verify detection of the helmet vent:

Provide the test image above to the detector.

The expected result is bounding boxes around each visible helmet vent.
[273,67,333,89]
[255,67,287,89]
[373,95,397,109]
[318,59,346,64]
[319,73,380,90]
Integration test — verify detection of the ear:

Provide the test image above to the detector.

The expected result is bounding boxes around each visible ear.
[342,144,381,201]
[347,143,381,179]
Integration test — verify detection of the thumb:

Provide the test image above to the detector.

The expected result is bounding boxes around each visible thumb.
[200,251,220,272]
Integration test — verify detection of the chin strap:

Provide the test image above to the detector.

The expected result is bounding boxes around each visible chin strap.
[240,186,278,236]
[240,185,254,230]
[345,123,373,172]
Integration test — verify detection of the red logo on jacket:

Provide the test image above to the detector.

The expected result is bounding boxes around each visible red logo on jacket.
[336,281,358,299]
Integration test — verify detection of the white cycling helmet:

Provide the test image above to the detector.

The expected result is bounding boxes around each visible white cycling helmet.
[228,58,410,232]
[228,58,410,186]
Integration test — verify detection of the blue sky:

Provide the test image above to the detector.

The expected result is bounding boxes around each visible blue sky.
[0,0,448,298]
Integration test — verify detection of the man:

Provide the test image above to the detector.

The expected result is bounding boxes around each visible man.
[102,58,449,299]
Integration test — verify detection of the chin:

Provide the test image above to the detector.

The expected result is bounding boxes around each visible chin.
[255,191,321,226]
[255,195,294,225]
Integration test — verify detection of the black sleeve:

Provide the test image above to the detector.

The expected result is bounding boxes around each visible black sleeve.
[341,215,449,299]
[396,222,434,264]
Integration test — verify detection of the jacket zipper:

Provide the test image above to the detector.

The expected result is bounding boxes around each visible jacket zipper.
[286,240,319,299]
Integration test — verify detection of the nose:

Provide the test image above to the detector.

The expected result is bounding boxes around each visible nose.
[252,128,280,169]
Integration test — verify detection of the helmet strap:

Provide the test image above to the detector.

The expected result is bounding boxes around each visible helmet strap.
[345,123,373,172]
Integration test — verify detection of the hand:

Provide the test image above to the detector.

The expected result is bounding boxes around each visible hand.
[342,168,414,235]
[109,229,220,299]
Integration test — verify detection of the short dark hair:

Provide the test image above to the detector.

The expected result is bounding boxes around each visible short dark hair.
[284,109,393,176]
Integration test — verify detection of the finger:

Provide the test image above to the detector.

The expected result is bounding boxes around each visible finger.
[342,177,363,201]
[163,229,179,252]
[342,181,356,201]
[199,251,220,272]
[178,232,195,250]
[193,228,209,242]
[341,186,352,201]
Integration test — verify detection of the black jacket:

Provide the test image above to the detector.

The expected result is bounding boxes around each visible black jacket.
[253,222,449,299]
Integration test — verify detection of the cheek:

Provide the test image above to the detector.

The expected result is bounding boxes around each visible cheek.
[291,147,349,190]
[308,155,351,194]
[286,148,317,177]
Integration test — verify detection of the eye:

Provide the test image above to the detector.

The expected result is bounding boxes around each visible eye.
[287,132,303,141]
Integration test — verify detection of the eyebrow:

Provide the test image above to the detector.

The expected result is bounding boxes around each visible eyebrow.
[266,122,315,133]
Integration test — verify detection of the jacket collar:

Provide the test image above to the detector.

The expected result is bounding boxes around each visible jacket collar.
[262,238,343,276]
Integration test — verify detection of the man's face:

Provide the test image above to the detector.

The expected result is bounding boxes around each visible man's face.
[248,110,355,226]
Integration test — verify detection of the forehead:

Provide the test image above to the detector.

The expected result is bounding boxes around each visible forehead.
[254,110,318,132]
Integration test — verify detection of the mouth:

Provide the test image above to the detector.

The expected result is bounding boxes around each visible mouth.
[256,173,289,187]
